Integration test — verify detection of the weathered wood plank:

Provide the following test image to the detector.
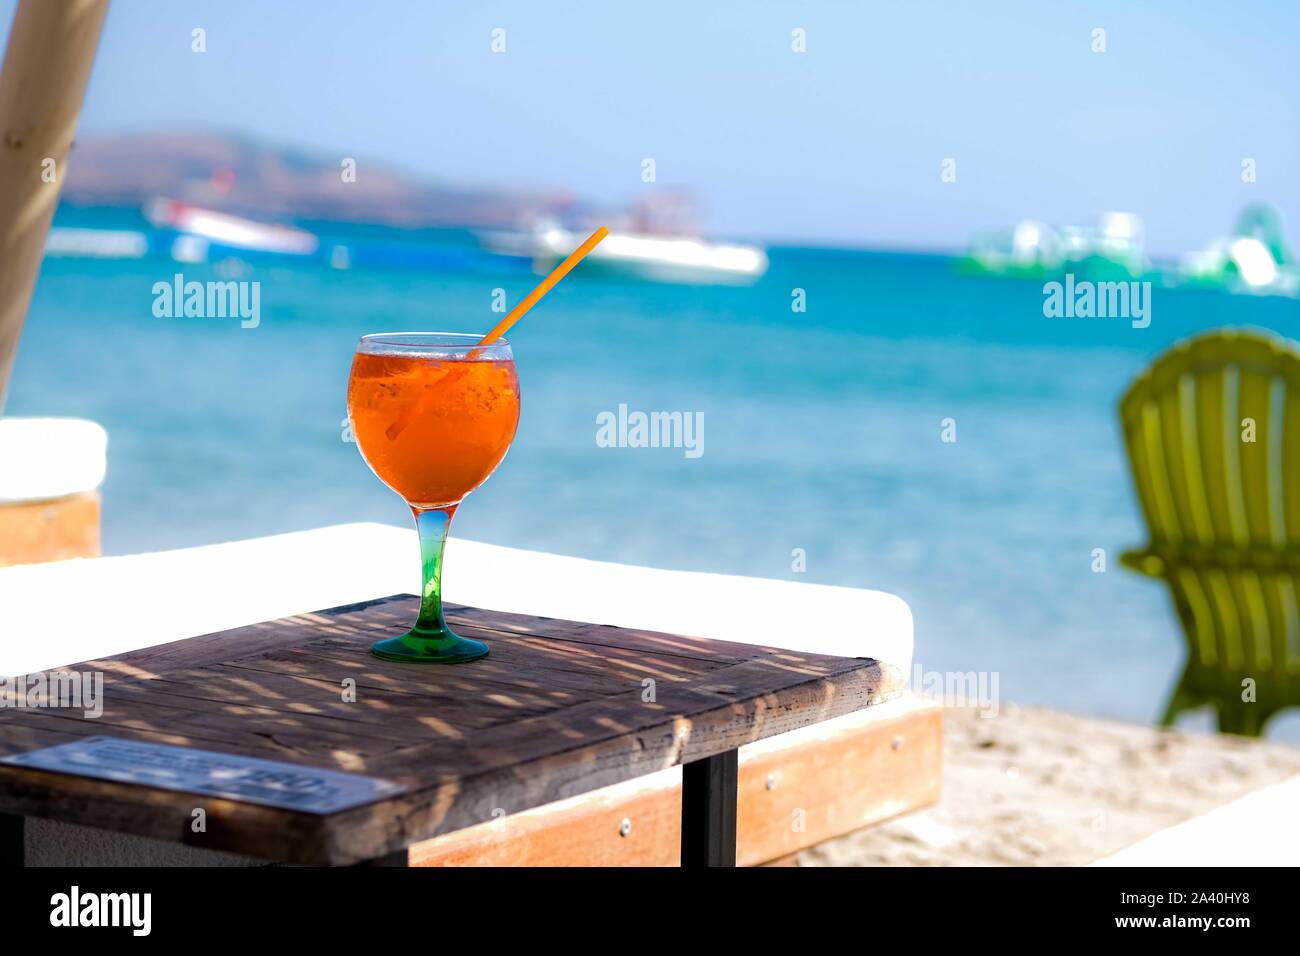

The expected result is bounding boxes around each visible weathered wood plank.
[229,639,656,700]
[409,769,684,867]
[735,696,942,865]
[2,697,406,769]
[443,602,791,662]
[80,614,370,678]
[99,674,521,746]
[148,664,573,732]
[0,720,85,759]
[311,627,730,685]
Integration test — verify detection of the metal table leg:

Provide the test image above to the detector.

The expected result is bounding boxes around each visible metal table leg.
[1,813,24,868]
[350,847,409,867]
[681,749,738,867]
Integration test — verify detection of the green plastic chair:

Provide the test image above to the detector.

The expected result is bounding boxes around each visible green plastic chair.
[1120,328,1300,736]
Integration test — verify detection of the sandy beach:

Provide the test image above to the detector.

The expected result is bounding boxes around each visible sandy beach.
[797,705,1300,867]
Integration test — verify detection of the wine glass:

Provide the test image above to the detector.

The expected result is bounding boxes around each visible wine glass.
[347,332,520,663]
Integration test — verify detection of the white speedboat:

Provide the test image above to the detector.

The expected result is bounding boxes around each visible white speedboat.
[485,224,768,285]
[145,198,319,257]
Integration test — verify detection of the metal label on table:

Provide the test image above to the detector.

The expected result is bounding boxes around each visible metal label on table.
[0,736,406,814]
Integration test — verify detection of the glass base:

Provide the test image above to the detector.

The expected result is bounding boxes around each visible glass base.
[370,627,490,664]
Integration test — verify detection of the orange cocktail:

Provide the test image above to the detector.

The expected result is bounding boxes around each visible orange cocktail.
[348,350,520,508]
[347,333,520,663]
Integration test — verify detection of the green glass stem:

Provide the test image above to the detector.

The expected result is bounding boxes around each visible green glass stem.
[413,504,454,634]
[370,503,490,664]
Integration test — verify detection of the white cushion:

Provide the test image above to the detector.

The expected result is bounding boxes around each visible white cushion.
[0,418,108,503]
[1091,773,1300,866]
[0,522,912,677]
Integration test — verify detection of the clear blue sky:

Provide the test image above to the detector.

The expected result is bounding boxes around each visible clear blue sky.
[3,0,1297,254]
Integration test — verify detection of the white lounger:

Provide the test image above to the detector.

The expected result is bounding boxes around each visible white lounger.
[0,417,107,505]
[0,522,913,677]
[1092,773,1300,866]
[0,417,107,567]
[0,523,922,866]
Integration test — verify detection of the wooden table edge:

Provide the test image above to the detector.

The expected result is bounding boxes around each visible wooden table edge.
[0,595,905,866]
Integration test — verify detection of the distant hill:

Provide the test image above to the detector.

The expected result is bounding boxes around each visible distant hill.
[61,132,587,229]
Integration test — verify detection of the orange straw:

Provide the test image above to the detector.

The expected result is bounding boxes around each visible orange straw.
[478,225,609,347]
[384,226,608,440]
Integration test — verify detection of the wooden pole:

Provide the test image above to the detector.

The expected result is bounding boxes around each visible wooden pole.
[0,0,110,412]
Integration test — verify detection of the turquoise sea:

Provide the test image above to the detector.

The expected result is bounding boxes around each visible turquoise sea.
[10,207,1300,736]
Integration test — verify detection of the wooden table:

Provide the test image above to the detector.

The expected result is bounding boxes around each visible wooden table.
[0,595,900,866]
